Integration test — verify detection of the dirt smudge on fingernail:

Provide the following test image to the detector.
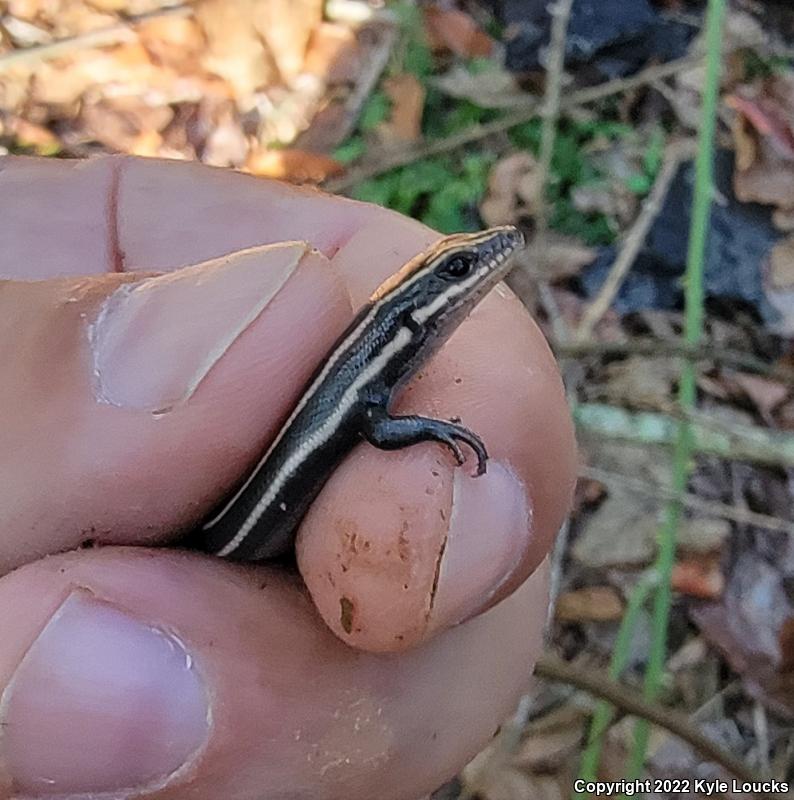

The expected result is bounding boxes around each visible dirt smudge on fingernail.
[340,596,355,634]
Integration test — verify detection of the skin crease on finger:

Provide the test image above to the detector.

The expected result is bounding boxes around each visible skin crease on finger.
[0,548,550,800]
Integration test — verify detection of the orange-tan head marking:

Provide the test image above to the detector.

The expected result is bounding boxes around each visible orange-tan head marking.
[369,226,526,336]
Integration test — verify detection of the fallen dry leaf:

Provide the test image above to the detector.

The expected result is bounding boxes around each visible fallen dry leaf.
[89,0,133,10]
[424,6,494,58]
[572,475,607,515]
[2,12,52,46]
[137,14,206,73]
[696,373,731,401]
[722,8,768,52]
[765,291,794,337]
[692,549,794,718]
[380,73,425,143]
[156,101,202,158]
[3,1,42,23]
[666,9,763,130]
[598,355,679,411]
[676,517,731,555]
[245,147,343,182]
[432,62,526,110]
[571,182,637,228]
[462,741,569,800]
[518,235,597,284]
[513,724,583,772]
[571,442,719,569]
[668,64,706,130]
[667,636,709,672]
[774,208,794,232]
[731,111,757,172]
[764,234,794,336]
[556,586,624,623]
[779,398,794,431]
[29,43,159,106]
[731,371,790,420]
[770,235,794,289]
[5,116,59,153]
[735,135,794,215]
[202,104,249,167]
[304,21,360,85]
[727,92,794,160]
[195,0,277,99]
[10,0,165,22]
[294,102,350,152]
[197,0,322,97]
[254,0,323,85]
[0,0,375,166]
[672,555,725,600]
[47,3,116,38]
[462,745,534,800]
[572,490,661,567]
[297,21,397,152]
[480,152,539,226]
[79,96,174,151]
[729,73,794,217]
[129,128,163,157]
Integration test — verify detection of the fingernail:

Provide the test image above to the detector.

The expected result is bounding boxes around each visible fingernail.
[1,592,209,797]
[429,461,531,630]
[89,241,311,411]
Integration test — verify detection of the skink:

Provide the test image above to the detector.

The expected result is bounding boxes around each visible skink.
[200,225,526,561]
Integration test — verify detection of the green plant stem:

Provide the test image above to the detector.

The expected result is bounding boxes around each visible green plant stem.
[575,573,659,799]
[625,0,727,784]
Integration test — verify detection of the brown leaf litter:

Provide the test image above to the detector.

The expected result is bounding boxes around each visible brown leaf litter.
[728,72,794,222]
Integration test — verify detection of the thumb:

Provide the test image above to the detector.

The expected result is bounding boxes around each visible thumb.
[0,242,352,572]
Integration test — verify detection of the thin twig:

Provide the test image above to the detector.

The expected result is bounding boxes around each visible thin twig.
[547,519,571,624]
[530,0,574,345]
[580,465,794,535]
[584,398,786,448]
[753,702,772,780]
[334,22,398,147]
[0,4,191,72]
[575,403,794,470]
[534,654,762,787]
[530,0,576,625]
[553,338,794,384]
[535,0,573,244]
[575,144,691,341]
[324,54,703,193]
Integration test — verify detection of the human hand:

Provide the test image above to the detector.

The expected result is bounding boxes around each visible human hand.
[0,155,576,799]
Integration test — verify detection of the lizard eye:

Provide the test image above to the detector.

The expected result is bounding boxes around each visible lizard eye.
[439,252,476,280]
